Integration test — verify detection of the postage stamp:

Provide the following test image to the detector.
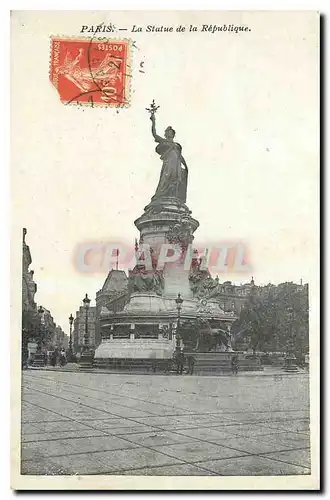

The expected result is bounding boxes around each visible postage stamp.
[50,37,131,107]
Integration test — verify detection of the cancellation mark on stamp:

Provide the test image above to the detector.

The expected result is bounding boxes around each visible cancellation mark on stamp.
[50,36,131,107]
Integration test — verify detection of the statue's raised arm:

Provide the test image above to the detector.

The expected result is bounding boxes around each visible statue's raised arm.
[146,100,163,143]
[150,113,163,143]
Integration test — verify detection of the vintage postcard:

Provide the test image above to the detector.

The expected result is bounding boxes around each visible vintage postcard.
[11,10,320,490]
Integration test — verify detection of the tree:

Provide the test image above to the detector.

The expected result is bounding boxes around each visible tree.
[22,309,39,338]
[232,282,309,355]
[232,286,268,352]
[272,283,309,360]
[21,308,40,365]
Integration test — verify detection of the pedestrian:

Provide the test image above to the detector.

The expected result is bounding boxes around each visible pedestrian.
[59,353,64,366]
[187,355,195,375]
[177,349,185,375]
[231,354,238,375]
[28,353,34,366]
[50,350,56,367]
[59,349,66,366]
[55,348,61,366]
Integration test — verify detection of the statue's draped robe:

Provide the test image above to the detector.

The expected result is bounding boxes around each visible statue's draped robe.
[152,139,188,202]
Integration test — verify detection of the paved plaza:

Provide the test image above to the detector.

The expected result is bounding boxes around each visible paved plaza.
[21,369,311,476]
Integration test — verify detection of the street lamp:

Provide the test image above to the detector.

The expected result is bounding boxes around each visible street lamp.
[174,293,184,374]
[32,306,45,367]
[175,293,184,348]
[22,327,29,369]
[37,305,44,345]
[283,306,298,372]
[83,293,91,347]
[79,294,93,369]
[68,313,74,361]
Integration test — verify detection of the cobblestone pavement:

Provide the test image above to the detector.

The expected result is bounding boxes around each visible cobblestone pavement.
[21,369,310,476]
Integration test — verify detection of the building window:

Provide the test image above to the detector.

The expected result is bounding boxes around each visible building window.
[101,330,111,340]
[113,324,130,339]
[135,324,159,339]
[113,332,130,339]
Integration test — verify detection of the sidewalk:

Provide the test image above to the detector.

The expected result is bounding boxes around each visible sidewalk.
[26,364,308,377]
[21,369,311,476]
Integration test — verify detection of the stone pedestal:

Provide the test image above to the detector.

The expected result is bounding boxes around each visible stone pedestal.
[32,352,45,368]
[134,198,199,301]
[95,193,239,370]
[163,262,192,299]
[95,338,175,361]
[283,354,298,372]
[79,349,94,369]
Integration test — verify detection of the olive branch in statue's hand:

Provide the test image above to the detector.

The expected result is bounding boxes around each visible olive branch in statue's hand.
[146,99,160,120]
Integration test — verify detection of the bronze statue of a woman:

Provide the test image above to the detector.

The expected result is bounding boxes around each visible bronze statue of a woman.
[147,102,188,203]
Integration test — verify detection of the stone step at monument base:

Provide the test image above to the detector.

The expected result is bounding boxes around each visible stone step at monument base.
[32,353,45,367]
[185,352,263,374]
[283,356,299,372]
[189,363,264,374]
[261,354,286,367]
[94,357,173,372]
[94,352,263,374]
[79,362,94,369]
[79,351,94,369]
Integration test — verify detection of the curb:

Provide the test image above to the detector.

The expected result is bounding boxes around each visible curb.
[24,366,308,377]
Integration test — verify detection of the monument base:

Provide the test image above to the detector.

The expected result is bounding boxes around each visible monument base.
[94,358,173,372]
[79,350,94,369]
[32,353,45,368]
[94,338,175,367]
[94,339,175,371]
[283,355,299,372]
[184,352,264,375]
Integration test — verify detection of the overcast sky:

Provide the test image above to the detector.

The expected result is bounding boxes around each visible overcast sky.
[11,11,319,334]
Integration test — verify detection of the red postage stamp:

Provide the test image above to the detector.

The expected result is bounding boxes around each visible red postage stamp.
[50,37,131,107]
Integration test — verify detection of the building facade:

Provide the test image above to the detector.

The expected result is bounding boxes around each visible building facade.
[95,269,129,346]
[22,228,39,363]
[207,278,255,315]
[38,307,56,349]
[22,228,37,314]
[22,228,69,361]
[51,325,69,350]
[72,306,96,353]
